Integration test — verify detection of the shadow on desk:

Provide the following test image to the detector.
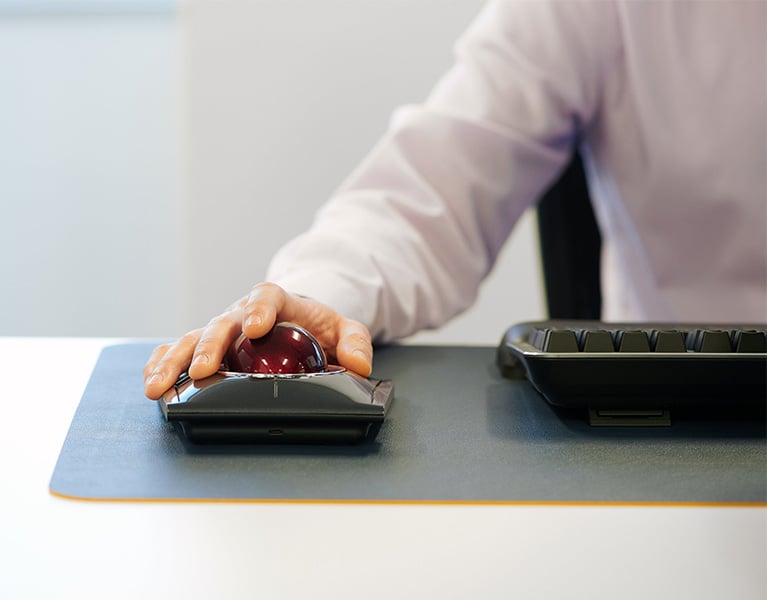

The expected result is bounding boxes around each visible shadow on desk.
[484,379,765,505]
[486,380,767,442]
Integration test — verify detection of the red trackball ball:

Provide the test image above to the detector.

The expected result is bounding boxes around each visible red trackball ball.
[226,322,328,375]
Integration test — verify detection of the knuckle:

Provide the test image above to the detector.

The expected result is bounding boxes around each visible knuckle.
[347,332,371,346]
[254,281,280,294]
[196,334,225,352]
[249,282,284,305]
[144,343,172,377]
[154,342,173,355]
[177,330,201,348]
[343,319,372,342]
[207,313,237,329]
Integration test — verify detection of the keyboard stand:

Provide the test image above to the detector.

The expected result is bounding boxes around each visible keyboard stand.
[588,408,672,427]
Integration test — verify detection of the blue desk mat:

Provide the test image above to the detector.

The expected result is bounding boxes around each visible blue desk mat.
[50,344,766,504]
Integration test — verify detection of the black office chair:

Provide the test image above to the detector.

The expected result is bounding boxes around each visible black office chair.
[536,153,602,319]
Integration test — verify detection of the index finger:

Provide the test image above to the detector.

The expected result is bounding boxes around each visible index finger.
[242,282,287,338]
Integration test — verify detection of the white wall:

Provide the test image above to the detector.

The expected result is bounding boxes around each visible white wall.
[1,1,545,344]
[0,11,181,338]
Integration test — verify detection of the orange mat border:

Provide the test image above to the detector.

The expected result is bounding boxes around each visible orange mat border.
[50,489,766,508]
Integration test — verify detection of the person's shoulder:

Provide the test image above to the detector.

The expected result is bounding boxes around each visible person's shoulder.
[475,0,620,57]
[493,0,619,30]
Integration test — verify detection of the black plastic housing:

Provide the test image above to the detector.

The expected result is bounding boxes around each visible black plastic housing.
[497,320,767,416]
[161,369,393,444]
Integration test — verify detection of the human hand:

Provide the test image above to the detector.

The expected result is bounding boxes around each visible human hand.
[142,282,374,399]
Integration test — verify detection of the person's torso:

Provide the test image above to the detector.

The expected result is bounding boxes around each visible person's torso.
[585,1,766,322]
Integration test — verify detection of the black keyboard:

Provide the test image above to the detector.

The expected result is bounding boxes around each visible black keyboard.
[497,320,767,425]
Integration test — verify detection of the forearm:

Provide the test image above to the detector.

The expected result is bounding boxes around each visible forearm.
[268,1,614,340]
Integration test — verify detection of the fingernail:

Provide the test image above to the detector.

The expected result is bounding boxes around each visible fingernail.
[147,372,163,386]
[245,314,262,330]
[352,349,372,369]
[192,353,209,367]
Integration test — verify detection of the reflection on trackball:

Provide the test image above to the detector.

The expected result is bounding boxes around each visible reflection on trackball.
[225,322,328,375]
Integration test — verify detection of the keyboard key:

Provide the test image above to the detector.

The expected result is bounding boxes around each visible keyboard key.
[649,330,687,352]
[541,329,579,353]
[614,330,651,352]
[581,330,615,352]
[733,330,767,353]
[687,329,732,352]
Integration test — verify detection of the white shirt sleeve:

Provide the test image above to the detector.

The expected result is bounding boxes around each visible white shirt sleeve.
[267,0,620,341]
[268,0,767,334]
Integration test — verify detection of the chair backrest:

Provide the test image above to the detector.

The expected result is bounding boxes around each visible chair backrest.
[535,153,602,319]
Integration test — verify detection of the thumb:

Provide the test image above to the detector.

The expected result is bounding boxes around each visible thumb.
[334,319,373,377]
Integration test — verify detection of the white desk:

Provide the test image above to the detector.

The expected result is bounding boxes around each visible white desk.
[0,338,764,600]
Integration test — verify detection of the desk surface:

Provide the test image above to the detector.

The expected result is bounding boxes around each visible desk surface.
[1,338,765,600]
